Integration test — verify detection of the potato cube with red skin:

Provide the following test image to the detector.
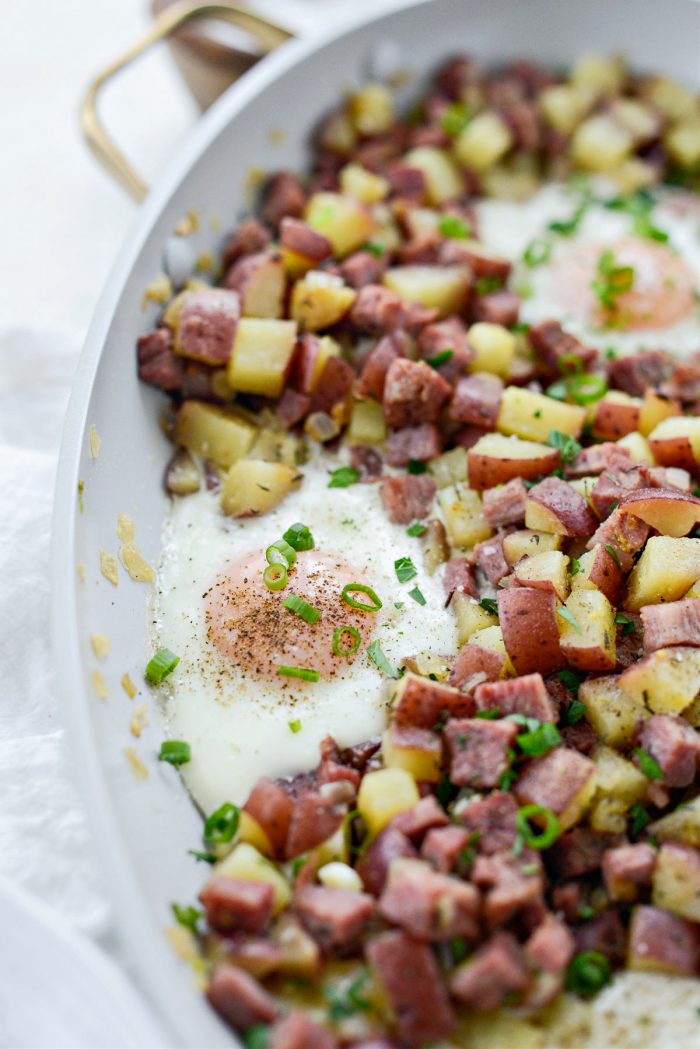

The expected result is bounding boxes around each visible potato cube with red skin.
[174,287,240,365]
[443,717,518,789]
[382,358,452,430]
[627,905,700,976]
[224,251,286,319]
[557,589,616,672]
[652,842,700,922]
[383,265,472,319]
[618,487,700,538]
[450,640,507,693]
[587,508,650,575]
[525,477,598,537]
[467,433,561,491]
[648,417,700,476]
[379,858,480,942]
[497,587,565,676]
[483,477,527,529]
[515,747,596,831]
[514,550,570,602]
[602,843,657,902]
[243,778,294,858]
[382,723,442,783]
[592,392,642,440]
[571,544,622,604]
[641,599,700,652]
[391,673,475,729]
[304,191,377,258]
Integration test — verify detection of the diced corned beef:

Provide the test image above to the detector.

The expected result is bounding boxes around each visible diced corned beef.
[527,476,598,536]
[295,885,374,952]
[439,240,511,283]
[243,778,294,859]
[350,285,410,335]
[421,825,472,873]
[387,161,428,200]
[515,748,596,828]
[443,717,518,789]
[261,171,307,227]
[417,318,474,383]
[357,332,407,401]
[661,353,700,407]
[222,217,271,268]
[289,333,322,395]
[458,793,518,855]
[199,877,275,935]
[380,474,437,524]
[392,673,475,728]
[385,423,442,466]
[449,373,504,428]
[206,965,278,1029]
[220,935,283,979]
[449,642,506,693]
[384,723,442,778]
[443,557,478,599]
[474,673,557,723]
[351,1041,398,1049]
[608,349,672,396]
[276,387,311,428]
[390,795,449,842]
[641,599,700,652]
[454,424,490,450]
[639,714,700,788]
[628,905,700,976]
[528,320,597,375]
[349,445,383,481]
[450,933,530,1009]
[337,738,382,771]
[279,217,332,261]
[435,55,482,98]
[398,232,442,266]
[340,250,387,289]
[551,882,584,924]
[472,849,544,928]
[309,356,355,416]
[566,441,634,478]
[317,758,361,791]
[471,289,521,327]
[366,930,456,1046]
[472,534,510,585]
[137,327,184,391]
[379,858,480,941]
[548,828,622,878]
[497,588,565,676]
[586,509,649,572]
[591,466,649,519]
[268,1011,338,1049]
[285,790,344,860]
[502,99,542,151]
[383,358,452,429]
[525,913,575,973]
[574,908,626,963]
[560,720,599,755]
[483,478,527,528]
[356,827,417,896]
[177,288,240,365]
[602,843,657,902]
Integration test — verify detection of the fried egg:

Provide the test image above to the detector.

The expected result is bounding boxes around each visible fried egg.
[154,453,456,814]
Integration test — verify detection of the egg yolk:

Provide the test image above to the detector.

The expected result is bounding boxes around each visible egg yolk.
[554,236,696,331]
[205,549,378,680]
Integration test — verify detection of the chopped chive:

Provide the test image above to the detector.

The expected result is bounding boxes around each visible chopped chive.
[568,372,607,405]
[592,249,635,312]
[263,563,288,591]
[361,241,385,258]
[188,849,216,864]
[282,522,315,551]
[328,466,359,488]
[440,102,471,138]
[341,583,382,612]
[557,606,582,633]
[628,803,650,838]
[407,459,427,475]
[450,936,470,964]
[558,667,584,694]
[283,594,321,625]
[171,903,201,935]
[243,1027,270,1049]
[605,544,622,570]
[394,556,418,584]
[278,665,320,682]
[323,969,372,1022]
[565,952,611,998]
[266,539,297,568]
[522,238,552,268]
[474,276,502,295]
[145,648,179,685]
[515,804,560,850]
[546,379,569,402]
[408,586,426,606]
[517,723,561,757]
[158,740,191,766]
[476,708,501,719]
[367,639,400,678]
[203,802,239,847]
[564,700,587,725]
[479,597,499,616]
[615,612,636,636]
[635,747,663,781]
[332,625,361,657]
[570,557,581,577]
[547,429,582,464]
[406,521,428,537]
[289,719,302,734]
[438,214,471,240]
[426,349,454,368]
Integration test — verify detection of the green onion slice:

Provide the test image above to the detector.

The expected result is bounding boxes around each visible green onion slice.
[367,639,400,679]
[557,606,582,633]
[568,372,607,405]
[283,594,321,625]
[283,522,314,551]
[426,349,454,368]
[523,238,552,268]
[263,563,288,591]
[394,556,418,584]
[516,804,561,850]
[332,625,361,657]
[438,214,471,240]
[278,665,320,682]
[408,586,426,606]
[266,539,297,568]
[517,723,561,757]
[203,802,239,847]
[171,903,201,935]
[288,719,302,734]
[145,648,179,685]
[328,466,359,488]
[635,747,663,781]
[406,522,428,537]
[158,740,191,766]
[565,952,612,998]
[341,583,382,612]
[564,700,587,725]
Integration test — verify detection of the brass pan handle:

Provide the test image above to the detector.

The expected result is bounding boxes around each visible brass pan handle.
[81,1,292,202]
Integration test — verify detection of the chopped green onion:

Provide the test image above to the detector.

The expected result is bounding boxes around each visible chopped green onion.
[277,665,320,682]
[328,466,359,488]
[203,802,239,847]
[479,598,499,616]
[558,668,584,694]
[394,556,418,584]
[547,430,582,464]
[635,747,663,781]
[407,459,427,475]
[323,969,372,1023]
[440,102,471,138]
[565,952,612,998]
[438,214,471,240]
[557,352,584,375]
[450,936,470,965]
[408,586,426,606]
[517,723,561,757]
[426,349,454,368]
[499,768,517,791]
[266,539,296,568]
[362,241,386,257]
[570,557,581,577]
[243,1027,270,1049]
[158,740,191,766]
[406,521,428,537]
[546,379,569,402]
[505,713,541,732]
[605,544,622,570]
[615,612,637,636]
[568,372,608,405]
[171,903,201,935]
[522,239,552,268]
[474,276,503,295]
[476,708,501,719]
[516,804,561,850]
[188,849,216,864]
[592,249,635,311]
[548,194,590,237]
[283,594,321,625]
[628,803,650,838]
[332,625,361,657]
[342,583,382,612]
[145,648,179,685]
[564,700,587,725]
[289,719,302,734]
[263,563,288,591]
[282,522,315,551]
[367,639,400,678]
[557,606,582,634]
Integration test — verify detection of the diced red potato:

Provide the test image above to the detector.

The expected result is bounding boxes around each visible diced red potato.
[627,905,700,976]
[378,858,480,941]
[199,877,275,935]
[267,1011,338,1049]
[443,717,518,789]
[648,417,700,476]
[471,289,521,327]
[497,588,565,676]
[276,387,311,428]
[294,885,375,952]
[223,252,286,319]
[449,642,506,693]
[468,433,561,490]
[289,334,328,395]
[357,332,407,401]
[472,849,545,928]
[356,827,417,896]
[642,599,700,651]
[593,394,643,440]
[385,423,442,466]
[586,508,650,573]
[652,842,700,923]
[390,795,450,842]
[525,477,599,537]
[380,474,437,524]
[575,544,623,604]
[474,671,557,722]
[175,288,240,365]
[391,672,475,728]
[449,373,504,428]
[365,930,457,1046]
[639,714,700,787]
[515,747,596,831]
[243,778,294,858]
[618,487,700,538]
[279,217,333,263]
[472,534,510,585]
[528,320,597,375]
[421,825,472,873]
[206,965,278,1030]
[383,722,442,783]
[382,358,452,429]
[450,933,531,1009]
[482,478,527,528]
[602,843,657,902]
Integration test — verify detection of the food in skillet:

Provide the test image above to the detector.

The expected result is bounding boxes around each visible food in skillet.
[137,51,700,1047]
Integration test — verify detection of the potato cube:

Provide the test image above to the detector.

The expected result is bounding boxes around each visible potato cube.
[503,529,562,564]
[540,84,594,135]
[348,82,394,135]
[403,146,464,204]
[685,578,700,600]
[382,265,471,318]
[568,475,597,505]
[589,796,629,835]
[571,114,634,173]
[228,318,297,398]
[290,271,356,332]
[346,399,387,446]
[638,390,681,438]
[236,810,274,857]
[571,54,625,98]
[213,842,291,914]
[650,796,700,848]
[382,725,442,784]
[467,433,560,491]
[221,459,301,518]
[270,913,321,979]
[454,111,514,172]
[497,386,585,442]
[652,842,700,922]
[317,862,363,894]
[467,323,516,378]
[643,77,698,122]
[469,625,514,677]
[357,767,420,836]
[612,157,659,195]
[438,485,492,549]
[665,118,700,169]
[593,391,642,440]
[305,192,377,258]
[592,744,647,807]
[315,823,351,866]
[247,428,299,468]
[648,416,700,473]
[514,550,570,602]
[452,593,498,647]
[557,589,616,672]
[580,674,649,748]
[610,98,661,143]
[339,163,390,204]
[429,446,468,489]
[403,651,453,683]
[174,401,257,469]
[620,646,700,715]
[617,431,654,464]
[625,536,700,611]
